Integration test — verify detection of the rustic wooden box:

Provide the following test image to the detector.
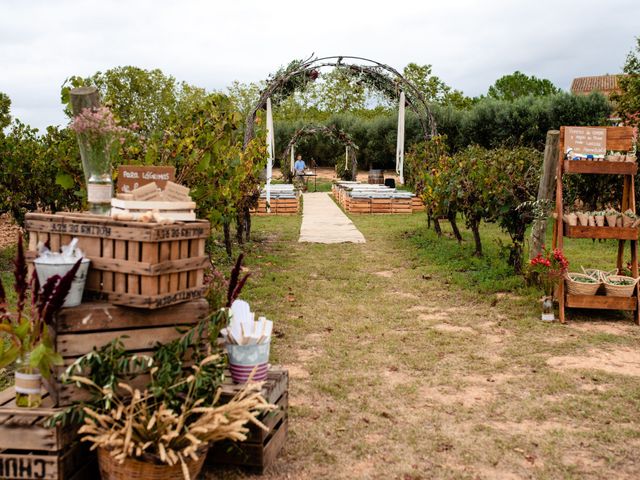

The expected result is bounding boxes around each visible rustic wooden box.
[48,299,209,406]
[25,213,209,309]
[370,198,392,213]
[412,196,425,212]
[0,388,96,480]
[347,198,371,214]
[207,367,288,473]
[391,198,413,213]
[252,198,300,216]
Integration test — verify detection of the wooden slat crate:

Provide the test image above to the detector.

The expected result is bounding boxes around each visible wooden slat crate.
[412,196,425,212]
[347,198,371,214]
[207,367,288,473]
[0,388,96,480]
[24,213,210,309]
[48,299,209,406]
[391,198,413,213]
[370,198,392,213]
[251,198,300,216]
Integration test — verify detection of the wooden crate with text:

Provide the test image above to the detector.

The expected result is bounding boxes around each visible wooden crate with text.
[207,367,288,473]
[25,213,209,309]
[48,299,208,406]
[0,388,96,480]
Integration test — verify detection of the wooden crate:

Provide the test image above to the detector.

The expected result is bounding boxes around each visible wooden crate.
[207,367,288,473]
[391,198,413,213]
[370,198,392,213]
[48,299,208,406]
[412,196,425,212]
[347,198,371,214]
[25,213,209,309]
[0,388,96,480]
[251,198,300,216]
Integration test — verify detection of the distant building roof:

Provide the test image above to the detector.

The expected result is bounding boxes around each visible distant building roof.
[570,74,626,97]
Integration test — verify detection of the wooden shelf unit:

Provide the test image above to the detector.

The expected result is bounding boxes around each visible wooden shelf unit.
[553,126,639,324]
[563,159,637,175]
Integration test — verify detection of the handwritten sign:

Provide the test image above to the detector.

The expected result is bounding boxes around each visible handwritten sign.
[565,127,607,158]
[116,165,175,193]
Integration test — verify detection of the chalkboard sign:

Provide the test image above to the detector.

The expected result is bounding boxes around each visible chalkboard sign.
[565,127,607,158]
[116,165,176,193]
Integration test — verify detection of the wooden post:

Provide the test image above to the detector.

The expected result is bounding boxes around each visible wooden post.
[530,130,560,259]
[69,86,100,116]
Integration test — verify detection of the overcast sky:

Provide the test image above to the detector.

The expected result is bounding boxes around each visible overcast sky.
[1,0,639,131]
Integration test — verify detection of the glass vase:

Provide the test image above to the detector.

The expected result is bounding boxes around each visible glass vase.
[541,296,555,322]
[14,354,42,408]
[77,133,113,215]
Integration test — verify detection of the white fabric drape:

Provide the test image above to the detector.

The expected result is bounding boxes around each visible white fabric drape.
[266,98,275,211]
[290,144,295,174]
[395,91,405,185]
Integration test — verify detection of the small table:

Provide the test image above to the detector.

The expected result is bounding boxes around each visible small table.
[297,171,318,191]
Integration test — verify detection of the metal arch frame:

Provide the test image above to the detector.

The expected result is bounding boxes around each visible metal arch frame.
[243,55,437,148]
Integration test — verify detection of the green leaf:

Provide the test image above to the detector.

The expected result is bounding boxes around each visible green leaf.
[14,319,30,341]
[55,173,75,190]
[0,344,19,368]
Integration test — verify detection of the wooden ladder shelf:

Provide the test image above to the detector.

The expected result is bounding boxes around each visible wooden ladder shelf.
[553,126,639,324]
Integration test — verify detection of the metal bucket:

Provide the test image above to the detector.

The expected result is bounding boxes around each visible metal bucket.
[226,341,271,383]
[33,258,91,307]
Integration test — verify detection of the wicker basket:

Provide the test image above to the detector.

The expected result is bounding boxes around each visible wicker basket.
[565,273,601,295]
[603,275,639,298]
[98,447,208,480]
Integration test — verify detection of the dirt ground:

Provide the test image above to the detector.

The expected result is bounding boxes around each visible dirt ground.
[206,214,640,480]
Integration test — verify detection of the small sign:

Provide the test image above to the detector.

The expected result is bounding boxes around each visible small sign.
[565,127,607,158]
[116,166,176,193]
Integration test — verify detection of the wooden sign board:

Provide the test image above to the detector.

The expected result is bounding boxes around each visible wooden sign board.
[565,127,607,157]
[116,165,175,193]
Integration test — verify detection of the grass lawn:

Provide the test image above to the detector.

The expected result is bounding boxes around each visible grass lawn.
[1,207,639,479]
[207,208,640,479]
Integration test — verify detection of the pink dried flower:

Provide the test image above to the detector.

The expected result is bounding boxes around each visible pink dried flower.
[70,106,126,138]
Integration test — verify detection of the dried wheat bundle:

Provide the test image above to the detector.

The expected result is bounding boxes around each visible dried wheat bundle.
[74,356,275,480]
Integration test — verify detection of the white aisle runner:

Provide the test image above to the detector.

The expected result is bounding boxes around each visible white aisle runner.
[298,192,366,244]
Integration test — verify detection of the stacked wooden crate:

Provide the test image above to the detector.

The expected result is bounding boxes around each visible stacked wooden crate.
[208,367,288,473]
[49,299,208,406]
[333,182,423,214]
[25,213,210,309]
[0,388,96,480]
[412,196,425,212]
[252,197,300,215]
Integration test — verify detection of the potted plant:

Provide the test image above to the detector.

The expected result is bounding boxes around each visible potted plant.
[563,212,577,226]
[593,210,606,227]
[622,209,637,228]
[587,211,596,226]
[0,234,81,407]
[576,211,589,226]
[529,247,569,322]
[605,208,619,227]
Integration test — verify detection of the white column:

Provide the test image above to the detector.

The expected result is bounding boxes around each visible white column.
[266,98,275,212]
[345,145,349,169]
[395,91,405,185]
[290,144,296,174]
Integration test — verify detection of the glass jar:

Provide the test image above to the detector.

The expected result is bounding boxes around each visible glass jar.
[77,133,113,215]
[541,296,555,322]
[14,354,42,408]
